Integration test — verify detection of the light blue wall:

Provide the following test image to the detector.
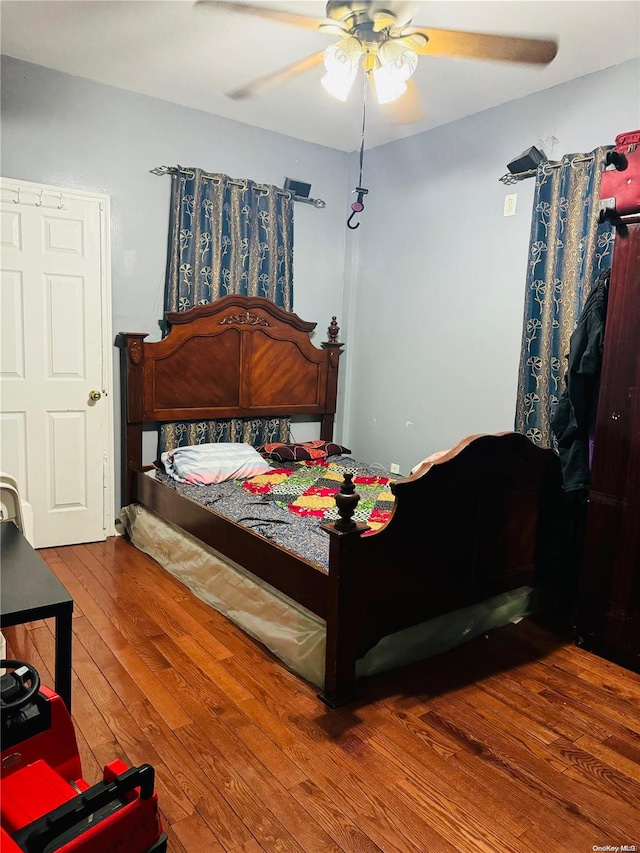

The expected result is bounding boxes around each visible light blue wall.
[344,59,640,474]
[0,55,352,506]
[2,55,639,498]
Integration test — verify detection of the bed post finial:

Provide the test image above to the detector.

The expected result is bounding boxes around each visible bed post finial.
[321,315,344,443]
[327,316,340,344]
[334,473,360,531]
[322,316,343,357]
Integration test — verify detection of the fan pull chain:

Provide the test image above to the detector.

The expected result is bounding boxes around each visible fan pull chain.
[347,70,369,230]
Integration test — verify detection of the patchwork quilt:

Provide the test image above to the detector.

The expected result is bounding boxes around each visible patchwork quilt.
[242,459,395,531]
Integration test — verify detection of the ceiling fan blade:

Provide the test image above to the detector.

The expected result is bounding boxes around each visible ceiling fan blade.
[384,77,426,125]
[226,50,326,100]
[195,1,348,33]
[406,26,558,64]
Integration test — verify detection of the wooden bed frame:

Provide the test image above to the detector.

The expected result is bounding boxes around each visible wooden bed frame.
[119,295,564,707]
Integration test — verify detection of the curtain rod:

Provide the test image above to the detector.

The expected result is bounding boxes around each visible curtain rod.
[499,153,596,185]
[150,165,326,208]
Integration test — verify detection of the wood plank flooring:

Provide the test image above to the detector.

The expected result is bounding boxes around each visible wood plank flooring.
[4,535,640,852]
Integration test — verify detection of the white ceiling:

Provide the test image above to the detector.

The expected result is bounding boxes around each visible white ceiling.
[1,0,639,152]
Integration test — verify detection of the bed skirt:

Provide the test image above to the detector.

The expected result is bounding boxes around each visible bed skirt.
[120,503,536,689]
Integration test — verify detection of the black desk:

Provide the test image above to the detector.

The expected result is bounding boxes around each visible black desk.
[0,521,74,712]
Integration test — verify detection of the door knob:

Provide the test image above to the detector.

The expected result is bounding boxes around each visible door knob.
[89,390,102,402]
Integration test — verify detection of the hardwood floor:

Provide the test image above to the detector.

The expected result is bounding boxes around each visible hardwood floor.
[4,535,640,852]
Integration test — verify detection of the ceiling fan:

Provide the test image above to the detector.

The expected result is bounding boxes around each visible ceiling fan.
[196,1,558,122]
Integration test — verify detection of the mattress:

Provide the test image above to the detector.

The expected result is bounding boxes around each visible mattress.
[150,454,394,568]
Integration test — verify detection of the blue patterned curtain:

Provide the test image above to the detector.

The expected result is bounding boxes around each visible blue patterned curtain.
[160,166,294,451]
[165,167,293,311]
[515,149,614,447]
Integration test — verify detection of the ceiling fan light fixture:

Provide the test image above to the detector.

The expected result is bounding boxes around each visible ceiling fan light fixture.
[204,0,558,120]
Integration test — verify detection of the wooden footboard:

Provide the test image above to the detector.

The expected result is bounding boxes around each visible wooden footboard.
[319,432,563,706]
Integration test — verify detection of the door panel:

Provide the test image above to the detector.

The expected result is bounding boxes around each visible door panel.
[0,181,110,547]
[0,270,25,378]
[0,412,28,502]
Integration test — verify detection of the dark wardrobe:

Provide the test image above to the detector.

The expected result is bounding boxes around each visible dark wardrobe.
[576,213,640,671]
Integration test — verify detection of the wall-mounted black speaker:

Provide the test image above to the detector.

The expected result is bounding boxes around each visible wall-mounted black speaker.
[507,146,547,174]
[284,177,311,198]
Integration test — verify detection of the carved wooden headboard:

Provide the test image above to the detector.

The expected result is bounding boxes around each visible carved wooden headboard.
[118,295,344,502]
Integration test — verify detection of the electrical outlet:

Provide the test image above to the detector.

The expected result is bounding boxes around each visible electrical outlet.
[503,193,517,217]
[390,463,400,474]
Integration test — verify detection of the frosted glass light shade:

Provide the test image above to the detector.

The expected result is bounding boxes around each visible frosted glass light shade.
[322,37,362,101]
[377,40,418,79]
[374,39,418,103]
[373,66,407,103]
[324,37,362,73]
[321,68,358,101]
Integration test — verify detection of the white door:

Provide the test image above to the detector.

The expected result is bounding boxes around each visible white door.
[0,178,113,548]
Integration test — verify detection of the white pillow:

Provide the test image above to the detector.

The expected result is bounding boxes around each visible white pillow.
[161,442,272,485]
